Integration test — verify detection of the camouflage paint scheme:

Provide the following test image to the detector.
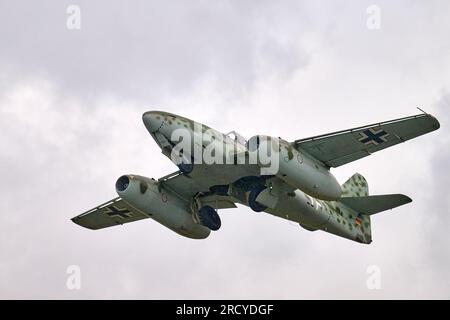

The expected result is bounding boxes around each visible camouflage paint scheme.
[72,110,439,244]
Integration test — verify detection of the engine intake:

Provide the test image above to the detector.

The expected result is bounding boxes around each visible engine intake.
[116,175,130,192]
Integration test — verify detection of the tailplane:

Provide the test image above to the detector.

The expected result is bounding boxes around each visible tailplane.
[340,194,412,215]
[338,173,412,244]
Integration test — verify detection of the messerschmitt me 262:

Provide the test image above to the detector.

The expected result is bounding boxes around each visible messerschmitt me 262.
[72,110,440,244]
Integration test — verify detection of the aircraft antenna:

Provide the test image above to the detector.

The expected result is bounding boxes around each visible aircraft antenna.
[417,107,428,114]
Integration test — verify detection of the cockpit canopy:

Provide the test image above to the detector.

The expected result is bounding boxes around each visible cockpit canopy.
[225,131,247,146]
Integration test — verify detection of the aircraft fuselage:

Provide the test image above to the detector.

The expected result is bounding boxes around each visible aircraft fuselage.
[141,111,371,243]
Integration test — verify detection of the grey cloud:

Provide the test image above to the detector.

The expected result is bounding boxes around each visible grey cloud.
[0,0,310,103]
[422,91,450,295]
[1,0,450,299]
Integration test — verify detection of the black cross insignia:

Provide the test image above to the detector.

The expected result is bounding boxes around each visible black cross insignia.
[104,206,132,219]
[358,128,389,146]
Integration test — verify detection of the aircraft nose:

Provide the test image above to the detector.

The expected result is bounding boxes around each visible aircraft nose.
[143,111,163,133]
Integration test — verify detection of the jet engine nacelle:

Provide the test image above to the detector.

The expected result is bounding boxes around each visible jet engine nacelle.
[115,174,210,239]
[247,135,341,201]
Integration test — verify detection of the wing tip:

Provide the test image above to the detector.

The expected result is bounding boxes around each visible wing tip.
[429,114,441,131]
[71,216,98,230]
[395,193,413,205]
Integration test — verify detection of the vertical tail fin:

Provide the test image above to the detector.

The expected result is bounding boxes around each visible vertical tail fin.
[341,173,369,198]
[340,173,372,244]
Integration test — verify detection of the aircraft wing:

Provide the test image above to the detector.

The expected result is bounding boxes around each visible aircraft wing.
[293,113,440,167]
[72,197,149,230]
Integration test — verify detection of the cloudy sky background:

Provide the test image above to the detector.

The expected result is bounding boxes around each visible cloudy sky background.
[0,0,449,299]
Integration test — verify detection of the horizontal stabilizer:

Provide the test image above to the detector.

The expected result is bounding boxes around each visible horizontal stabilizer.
[339,194,412,215]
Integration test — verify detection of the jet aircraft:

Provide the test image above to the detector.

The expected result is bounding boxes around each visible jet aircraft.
[72,111,440,244]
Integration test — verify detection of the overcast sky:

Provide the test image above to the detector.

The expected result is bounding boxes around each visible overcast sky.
[1,0,449,299]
